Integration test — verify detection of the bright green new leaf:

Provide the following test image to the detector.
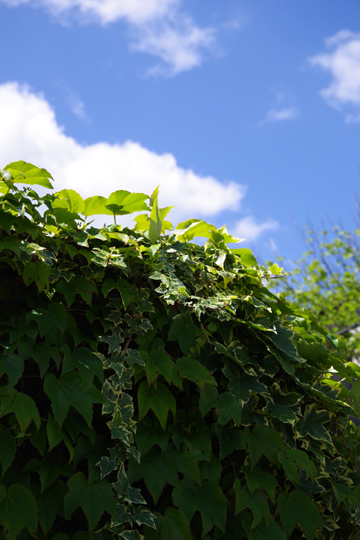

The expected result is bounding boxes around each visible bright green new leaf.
[0,387,40,432]
[278,490,322,539]
[64,472,116,531]
[83,195,109,216]
[0,484,38,538]
[172,478,227,536]
[231,248,258,268]
[106,190,149,215]
[149,186,162,244]
[4,160,53,188]
[144,509,192,540]
[296,404,332,445]
[138,381,176,430]
[53,189,85,213]
[44,370,106,427]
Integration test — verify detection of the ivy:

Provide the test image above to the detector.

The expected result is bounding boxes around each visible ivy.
[1,160,360,539]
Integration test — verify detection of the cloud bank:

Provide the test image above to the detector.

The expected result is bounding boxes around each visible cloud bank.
[309,30,360,122]
[0,0,217,76]
[234,216,279,242]
[0,82,245,226]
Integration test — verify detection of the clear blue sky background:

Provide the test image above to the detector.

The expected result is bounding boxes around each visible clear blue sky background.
[0,0,359,266]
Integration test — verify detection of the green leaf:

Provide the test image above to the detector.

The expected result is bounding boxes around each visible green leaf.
[199,384,219,416]
[37,480,67,534]
[231,248,258,268]
[176,357,216,390]
[0,353,24,388]
[47,413,74,460]
[0,425,16,475]
[172,478,227,536]
[296,404,332,445]
[96,456,119,480]
[0,484,38,538]
[64,472,116,531]
[268,322,299,360]
[133,509,157,529]
[244,466,279,504]
[4,160,53,188]
[242,513,286,540]
[127,447,179,504]
[144,348,174,386]
[110,504,132,527]
[174,219,217,242]
[99,327,124,355]
[223,364,268,403]
[23,261,52,291]
[0,387,40,431]
[138,381,176,430]
[107,190,149,215]
[125,486,147,505]
[217,392,242,426]
[278,449,316,484]
[264,387,303,424]
[83,195,109,216]
[278,490,322,540]
[26,302,67,337]
[246,424,284,467]
[144,508,192,540]
[120,532,144,540]
[217,424,245,459]
[168,315,198,353]
[44,370,106,427]
[234,481,269,528]
[135,417,170,455]
[149,186,162,244]
[53,189,85,213]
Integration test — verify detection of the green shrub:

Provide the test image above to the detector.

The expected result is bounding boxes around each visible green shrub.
[1,161,360,540]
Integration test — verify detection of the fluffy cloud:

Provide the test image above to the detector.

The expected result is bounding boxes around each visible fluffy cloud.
[0,0,216,76]
[234,216,279,242]
[258,107,298,126]
[309,30,360,121]
[0,82,245,226]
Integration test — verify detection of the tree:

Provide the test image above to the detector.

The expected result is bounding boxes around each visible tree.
[1,161,360,540]
[271,222,360,361]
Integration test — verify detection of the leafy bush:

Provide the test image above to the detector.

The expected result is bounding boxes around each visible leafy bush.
[1,161,360,540]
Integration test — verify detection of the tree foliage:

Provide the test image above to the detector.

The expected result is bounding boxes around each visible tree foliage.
[1,161,360,540]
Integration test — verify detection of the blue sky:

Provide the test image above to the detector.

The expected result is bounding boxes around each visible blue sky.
[0,0,359,265]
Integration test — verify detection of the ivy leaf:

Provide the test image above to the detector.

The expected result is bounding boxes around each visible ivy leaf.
[83,195,109,216]
[268,322,300,360]
[96,456,119,480]
[234,481,270,528]
[242,513,286,540]
[231,248,258,268]
[23,261,52,291]
[244,466,279,504]
[278,490,322,540]
[47,413,74,460]
[110,504,132,527]
[44,371,106,427]
[0,484,38,538]
[132,509,157,529]
[144,508,192,540]
[246,424,284,467]
[135,417,170,455]
[53,189,85,213]
[278,449,317,484]
[127,447,179,504]
[0,425,16,475]
[0,387,40,432]
[264,388,303,424]
[172,478,227,537]
[176,357,216,390]
[168,315,198,353]
[0,353,23,389]
[217,392,242,426]
[4,160,53,188]
[295,404,332,445]
[106,190,149,216]
[217,424,245,459]
[145,348,174,386]
[120,532,144,540]
[37,480,67,534]
[138,381,176,430]
[64,472,116,531]
[26,302,67,337]
[199,384,219,416]
[99,328,124,355]
[223,364,268,403]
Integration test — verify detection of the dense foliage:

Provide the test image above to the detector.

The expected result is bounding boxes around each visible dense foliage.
[1,161,360,540]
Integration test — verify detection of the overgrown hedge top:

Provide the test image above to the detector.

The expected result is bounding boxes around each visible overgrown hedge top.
[1,161,360,540]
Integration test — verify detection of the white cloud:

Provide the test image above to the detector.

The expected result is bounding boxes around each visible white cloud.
[234,216,279,242]
[309,30,360,118]
[0,82,245,226]
[258,107,298,126]
[131,14,216,76]
[0,0,216,76]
